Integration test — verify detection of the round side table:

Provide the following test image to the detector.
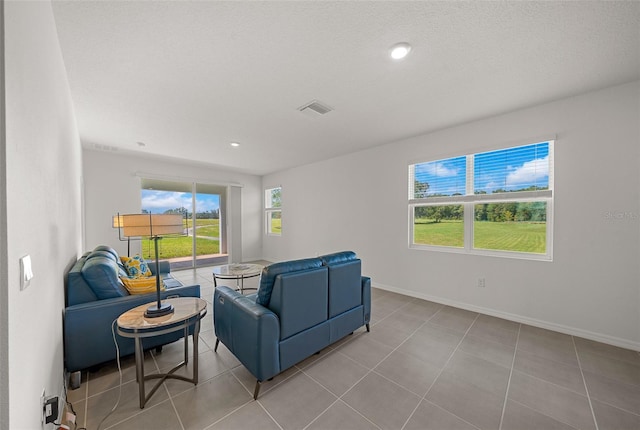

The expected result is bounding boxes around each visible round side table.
[117,297,207,408]
[213,263,263,293]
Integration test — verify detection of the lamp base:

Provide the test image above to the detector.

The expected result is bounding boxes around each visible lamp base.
[144,303,174,318]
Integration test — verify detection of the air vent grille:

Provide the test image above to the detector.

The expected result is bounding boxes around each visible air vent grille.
[94,143,119,152]
[298,100,333,115]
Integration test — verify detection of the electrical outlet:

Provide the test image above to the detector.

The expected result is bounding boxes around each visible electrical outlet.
[43,395,58,425]
[477,278,486,288]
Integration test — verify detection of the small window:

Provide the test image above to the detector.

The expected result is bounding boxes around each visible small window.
[409,140,553,260]
[265,187,282,236]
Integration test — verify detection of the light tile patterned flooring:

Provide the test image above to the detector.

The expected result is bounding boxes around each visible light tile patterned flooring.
[67,266,640,430]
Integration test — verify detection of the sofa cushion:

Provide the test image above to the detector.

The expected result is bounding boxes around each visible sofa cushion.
[93,245,120,260]
[81,254,129,299]
[121,255,153,278]
[67,253,98,306]
[120,276,164,295]
[321,251,362,318]
[319,250,357,265]
[256,258,323,306]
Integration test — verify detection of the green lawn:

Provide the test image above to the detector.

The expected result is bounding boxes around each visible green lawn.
[414,219,546,253]
[474,221,546,253]
[270,218,281,234]
[142,219,220,259]
[414,219,464,247]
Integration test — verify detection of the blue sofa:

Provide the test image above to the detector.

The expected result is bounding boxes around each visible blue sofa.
[64,245,200,388]
[213,251,370,399]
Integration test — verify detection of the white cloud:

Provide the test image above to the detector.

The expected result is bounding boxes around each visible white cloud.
[142,192,190,211]
[423,162,458,177]
[506,156,549,185]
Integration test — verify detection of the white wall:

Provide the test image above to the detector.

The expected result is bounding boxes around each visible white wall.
[263,81,640,350]
[82,150,263,262]
[4,1,83,428]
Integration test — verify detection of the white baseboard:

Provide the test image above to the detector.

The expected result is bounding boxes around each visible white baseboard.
[372,281,640,352]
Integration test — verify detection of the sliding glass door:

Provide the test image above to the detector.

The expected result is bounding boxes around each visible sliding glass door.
[140,178,228,269]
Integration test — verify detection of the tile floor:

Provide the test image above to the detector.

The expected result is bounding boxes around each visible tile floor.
[67,266,640,430]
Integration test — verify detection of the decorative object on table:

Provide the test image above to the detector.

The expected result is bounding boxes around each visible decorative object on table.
[116,213,185,318]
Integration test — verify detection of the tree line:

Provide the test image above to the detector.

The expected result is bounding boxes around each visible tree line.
[143,207,220,219]
[414,180,547,223]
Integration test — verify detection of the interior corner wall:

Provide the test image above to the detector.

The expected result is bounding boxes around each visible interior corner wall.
[4,1,83,429]
[0,2,9,428]
[82,150,262,263]
[263,81,640,350]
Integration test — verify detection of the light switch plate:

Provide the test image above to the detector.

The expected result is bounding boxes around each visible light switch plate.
[20,255,33,290]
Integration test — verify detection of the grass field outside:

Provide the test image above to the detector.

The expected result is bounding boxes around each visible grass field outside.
[414,219,546,253]
[270,218,281,234]
[142,218,220,259]
[413,219,464,247]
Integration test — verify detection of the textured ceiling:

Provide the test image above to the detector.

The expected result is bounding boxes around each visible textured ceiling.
[51,1,640,176]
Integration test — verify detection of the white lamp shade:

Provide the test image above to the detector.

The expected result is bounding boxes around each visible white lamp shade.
[120,214,184,237]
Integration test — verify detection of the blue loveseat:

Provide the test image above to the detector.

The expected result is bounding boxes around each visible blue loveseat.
[64,245,200,388]
[213,251,370,399]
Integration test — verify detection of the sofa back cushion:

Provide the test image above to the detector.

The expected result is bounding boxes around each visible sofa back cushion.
[269,267,328,340]
[81,252,129,299]
[67,253,98,306]
[320,251,362,318]
[256,258,322,306]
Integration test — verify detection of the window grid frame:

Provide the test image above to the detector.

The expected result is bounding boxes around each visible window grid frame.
[264,186,282,237]
[409,140,554,261]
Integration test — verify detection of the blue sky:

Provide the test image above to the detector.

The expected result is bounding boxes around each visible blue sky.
[414,142,550,196]
[141,190,220,214]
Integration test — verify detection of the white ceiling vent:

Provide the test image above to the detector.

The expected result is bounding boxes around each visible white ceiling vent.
[298,100,333,116]
[93,143,119,152]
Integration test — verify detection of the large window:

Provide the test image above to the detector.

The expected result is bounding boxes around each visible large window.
[409,140,553,260]
[265,187,282,236]
[140,179,227,269]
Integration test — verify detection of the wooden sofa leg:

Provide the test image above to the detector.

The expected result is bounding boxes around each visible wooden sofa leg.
[366,323,370,332]
[253,380,261,400]
[214,338,219,352]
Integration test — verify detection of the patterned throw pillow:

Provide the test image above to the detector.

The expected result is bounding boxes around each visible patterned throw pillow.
[121,255,153,278]
[120,276,164,295]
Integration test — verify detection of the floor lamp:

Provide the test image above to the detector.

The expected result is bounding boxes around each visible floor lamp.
[117,213,184,318]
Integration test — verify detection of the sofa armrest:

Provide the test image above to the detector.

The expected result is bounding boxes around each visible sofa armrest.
[64,284,200,372]
[149,260,171,276]
[214,286,280,381]
[361,276,371,324]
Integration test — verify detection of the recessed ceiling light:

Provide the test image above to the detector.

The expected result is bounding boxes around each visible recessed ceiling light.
[230,142,240,147]
[390,42,412,60]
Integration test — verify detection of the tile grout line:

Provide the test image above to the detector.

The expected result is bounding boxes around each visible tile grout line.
[254,401,284,430]
[300,299,424,430]
[497,323,521,430]
[301,397,382,430]
[303,301,443,430]
[102,351,165,430]
[81,371,89,429]
[572,336,600,430]
[399,311,481,430]
[155,351,186,430]
[202,399,257,430]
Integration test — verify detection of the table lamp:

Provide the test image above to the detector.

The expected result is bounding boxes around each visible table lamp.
[117,213,184,318]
